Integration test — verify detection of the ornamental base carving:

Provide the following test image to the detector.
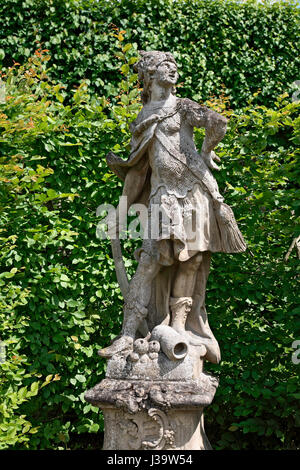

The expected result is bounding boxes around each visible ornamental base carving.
[102,407,210,450]
[85,375,218,450]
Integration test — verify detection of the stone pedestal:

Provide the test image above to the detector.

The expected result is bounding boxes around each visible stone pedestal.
[85,374,218,450]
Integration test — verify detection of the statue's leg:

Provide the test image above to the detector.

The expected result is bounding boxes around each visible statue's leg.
[189,252,221,364]
[172,253,203,297]
[170,253,203,333]
[122,251,161,335]
[99,251,161,357]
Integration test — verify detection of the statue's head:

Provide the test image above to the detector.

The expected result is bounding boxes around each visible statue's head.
[134,51,178,103]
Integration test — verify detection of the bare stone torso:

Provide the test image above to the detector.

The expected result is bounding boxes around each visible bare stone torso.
[145,100,202,198]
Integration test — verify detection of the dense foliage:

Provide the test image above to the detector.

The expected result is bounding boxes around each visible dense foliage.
[0,0,299,451]
[0,0,299,109]
[0,40,142,448]
[201,91,300,450]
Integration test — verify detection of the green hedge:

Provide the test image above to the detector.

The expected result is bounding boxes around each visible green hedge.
[0,0,299,109]
[0,2,299,450]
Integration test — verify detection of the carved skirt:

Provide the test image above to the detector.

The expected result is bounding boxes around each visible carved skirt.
[140,183,224,265]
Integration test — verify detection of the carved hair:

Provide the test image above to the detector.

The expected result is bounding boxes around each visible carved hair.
[134,50,177,104]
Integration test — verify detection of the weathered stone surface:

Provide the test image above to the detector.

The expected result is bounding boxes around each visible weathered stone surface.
[85,373,218,414]
[86,49,246,450]
[85,374,218,450]
[105,334,198,381]
[101,407,210,450]
[151,325,188,360]
[98,50,246,365]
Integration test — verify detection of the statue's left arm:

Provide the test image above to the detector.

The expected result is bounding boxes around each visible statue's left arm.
[183,99,227,171]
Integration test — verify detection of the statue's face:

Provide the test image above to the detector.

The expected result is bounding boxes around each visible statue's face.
[154,60,178,87]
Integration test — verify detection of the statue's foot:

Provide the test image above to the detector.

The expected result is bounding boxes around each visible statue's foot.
[98,335,133,358]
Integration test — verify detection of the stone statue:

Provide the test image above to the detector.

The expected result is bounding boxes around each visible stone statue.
[85,51,246,450]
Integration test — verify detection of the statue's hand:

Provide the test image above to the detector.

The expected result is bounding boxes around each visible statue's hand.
[134,114,160,136]
[146,114,161,125]
[201,150,221,171]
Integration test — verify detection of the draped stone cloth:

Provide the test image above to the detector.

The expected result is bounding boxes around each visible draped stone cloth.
[106,98,246,363]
